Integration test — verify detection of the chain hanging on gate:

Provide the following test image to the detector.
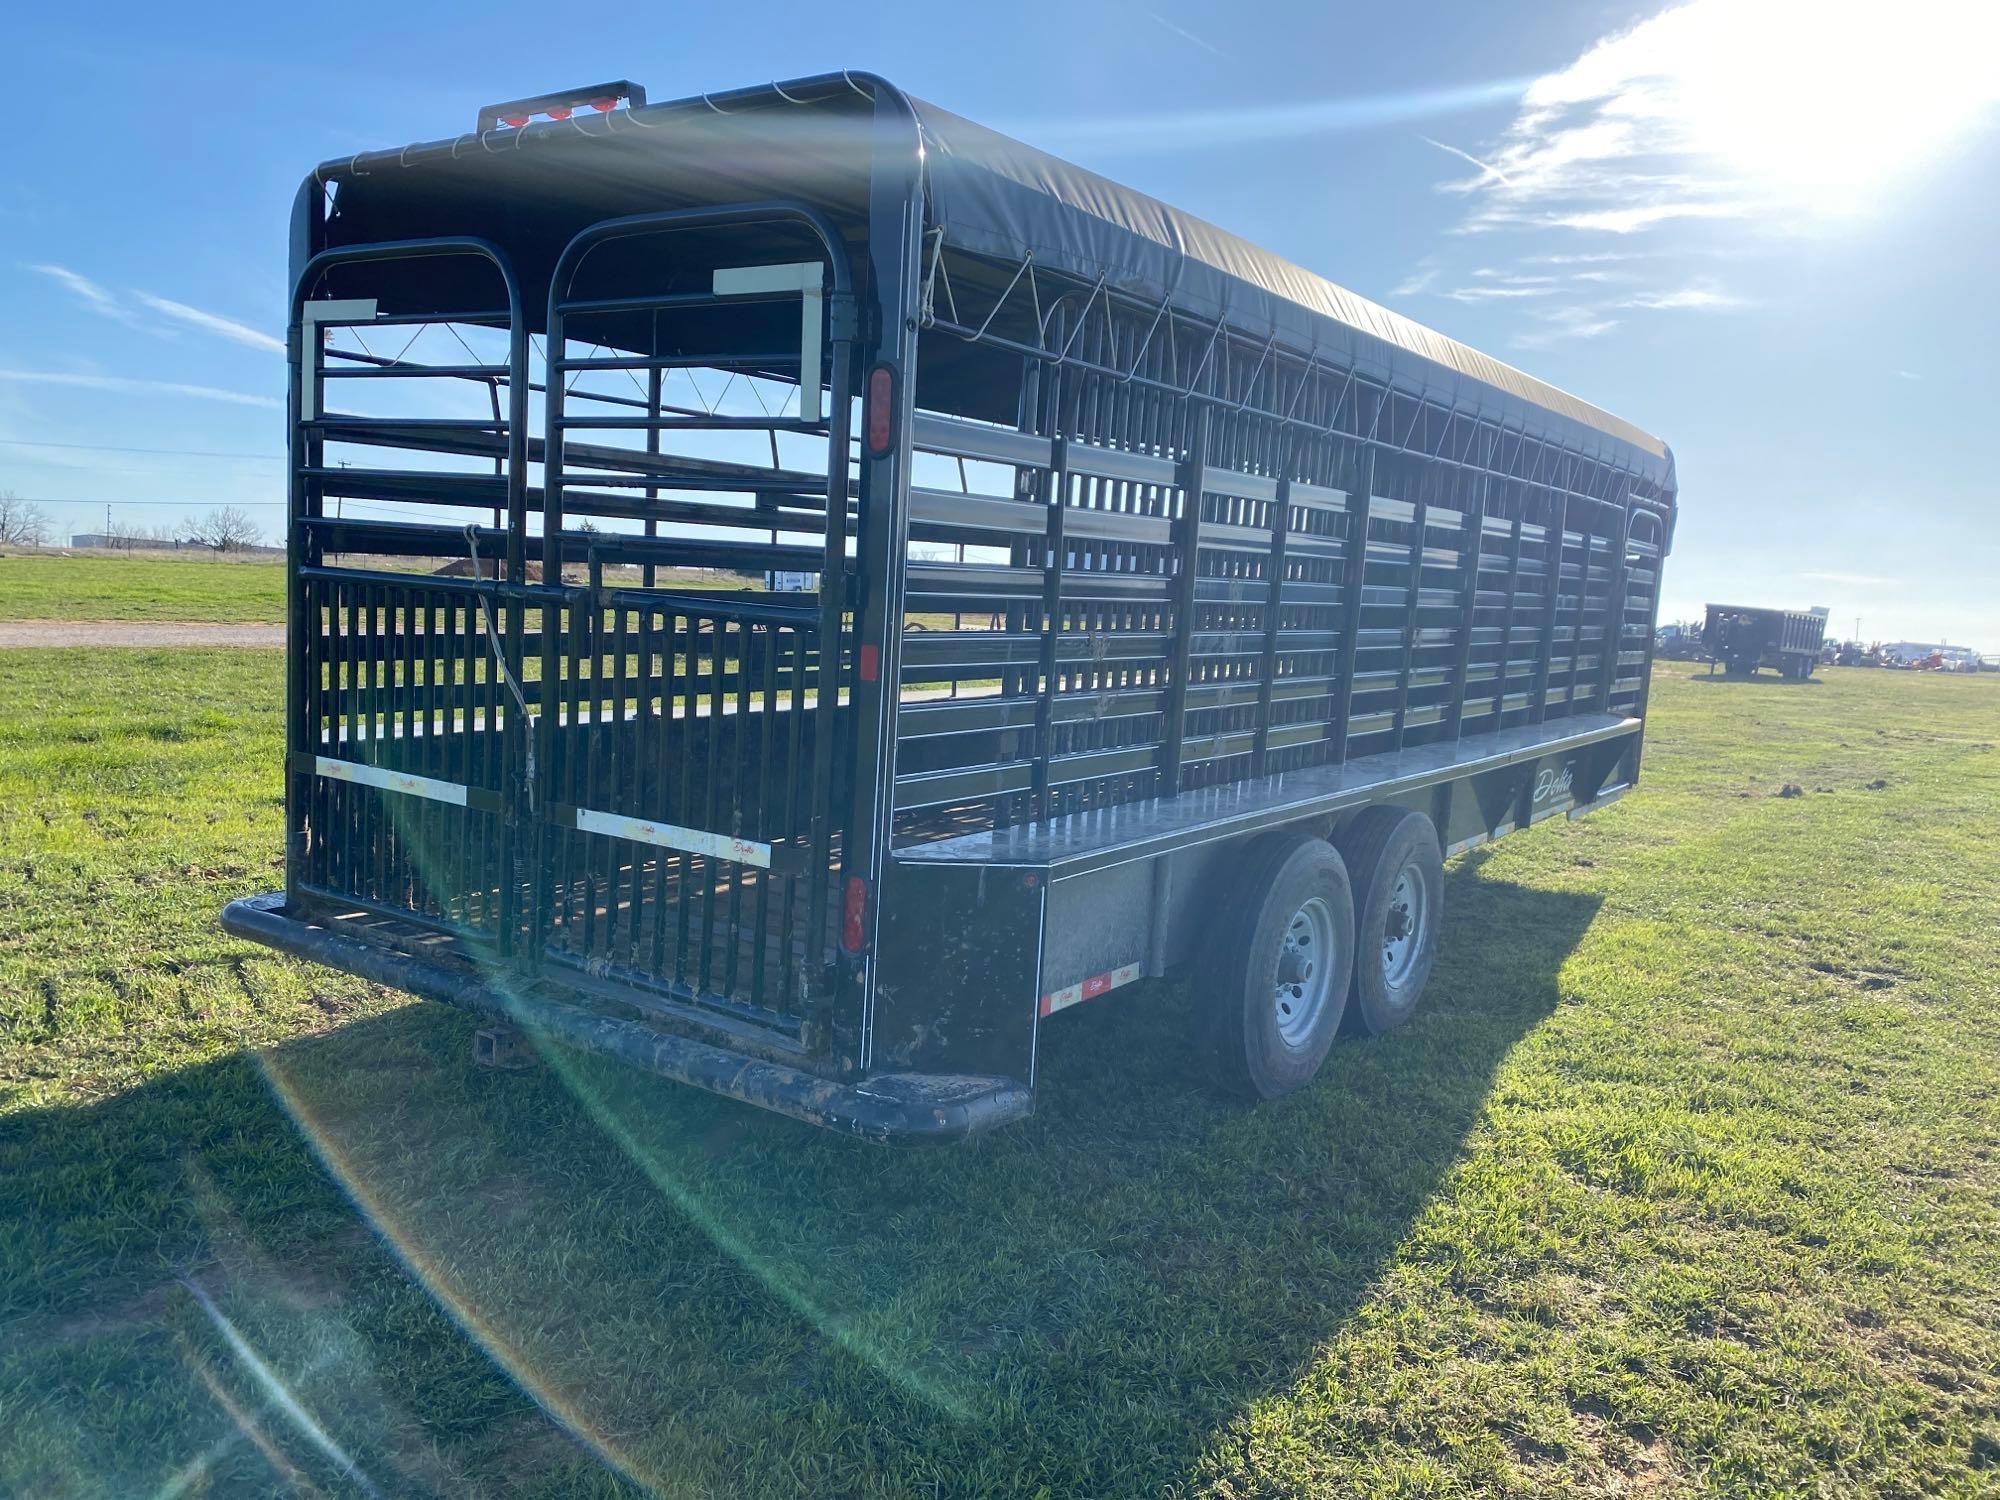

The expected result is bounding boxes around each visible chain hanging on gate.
[464,525,539,811]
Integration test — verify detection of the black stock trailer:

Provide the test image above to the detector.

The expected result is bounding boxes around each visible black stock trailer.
[223,74,1679,1140]
[1702,603,1826,679]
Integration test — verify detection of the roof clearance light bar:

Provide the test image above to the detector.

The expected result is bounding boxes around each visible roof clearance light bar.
[500,99,615,128]
[478,81,646,134]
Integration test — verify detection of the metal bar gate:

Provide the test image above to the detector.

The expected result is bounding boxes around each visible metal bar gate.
[286,207,860,1045]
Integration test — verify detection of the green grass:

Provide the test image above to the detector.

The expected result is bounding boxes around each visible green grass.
[2,655,1996,1497]
[0,555,287,622]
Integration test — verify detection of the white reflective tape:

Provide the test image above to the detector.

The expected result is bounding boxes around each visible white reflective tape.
[574,808,771,868]
[314,756,467,807]
[712,262,823,421]
[711,262,822,295]
[299,298,378,417]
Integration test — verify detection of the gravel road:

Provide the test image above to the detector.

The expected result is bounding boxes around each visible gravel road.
[0,621,286,648]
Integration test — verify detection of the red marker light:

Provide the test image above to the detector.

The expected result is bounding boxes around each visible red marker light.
[865,365,895,457]
[841,876,868,954]
[501,114,530,128]
[547,106,572,121]
[590,98,616,112]
[858,643,880,682]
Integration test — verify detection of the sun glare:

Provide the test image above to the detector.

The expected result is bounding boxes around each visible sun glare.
[1613,0,2000,207]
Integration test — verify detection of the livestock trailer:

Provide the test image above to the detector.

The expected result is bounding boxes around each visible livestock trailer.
[223,73,1679,1139]
[1703,604,1826,679]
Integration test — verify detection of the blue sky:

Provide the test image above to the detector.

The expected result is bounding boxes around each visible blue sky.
[2,0,1995,647]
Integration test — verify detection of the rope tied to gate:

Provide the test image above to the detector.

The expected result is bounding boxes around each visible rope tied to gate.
[464,525,538,811]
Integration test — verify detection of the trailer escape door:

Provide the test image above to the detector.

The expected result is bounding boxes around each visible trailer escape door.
[288,210,859,1046]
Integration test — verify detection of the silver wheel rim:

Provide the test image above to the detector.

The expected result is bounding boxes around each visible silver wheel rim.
[1274,896,1338,1046]
[1382,864,1427,988]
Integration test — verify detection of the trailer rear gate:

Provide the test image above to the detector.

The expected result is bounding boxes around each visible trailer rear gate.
[224,74,1677,1138]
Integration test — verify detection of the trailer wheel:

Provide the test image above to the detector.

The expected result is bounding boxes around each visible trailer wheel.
[1200,833,1356,1099]
[1339,808,1445,1035]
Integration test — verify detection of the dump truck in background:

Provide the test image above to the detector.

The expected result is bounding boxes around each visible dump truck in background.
[1703,603,1827,679]
[222,73,1677,1139]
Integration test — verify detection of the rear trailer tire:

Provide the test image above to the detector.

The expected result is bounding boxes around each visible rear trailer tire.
[1339,808,1445,1036]
[1200,833,1356,1100]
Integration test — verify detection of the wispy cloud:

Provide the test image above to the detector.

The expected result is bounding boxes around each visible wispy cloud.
[1511,306,1622,349]
[1446,284,1558,301]
[1620,284,1750,310]
[1146,11,1227,59]
[1803,570,1901,588]
[28,263,148,328]
[0,369,281,409]
[1539,202,1744,235]
[133,293,284,353]
[1390,259,1441,297]
[1523,251,1653,266]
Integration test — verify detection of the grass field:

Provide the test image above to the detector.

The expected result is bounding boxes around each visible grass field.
[2,652,1996,1497]
[0,554,782,628]
[0,555,288,623]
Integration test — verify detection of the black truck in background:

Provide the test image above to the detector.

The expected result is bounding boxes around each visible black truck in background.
[1704,604,1827,680]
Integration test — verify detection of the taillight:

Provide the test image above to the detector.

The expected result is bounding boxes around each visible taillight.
[865,365,895,457]
[841,876,869,954]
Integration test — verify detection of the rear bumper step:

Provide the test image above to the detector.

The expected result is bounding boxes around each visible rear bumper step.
[222,893,1031,1142]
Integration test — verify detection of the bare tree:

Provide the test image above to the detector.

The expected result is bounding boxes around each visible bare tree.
[184,506,264,552]
[0,492,53,547]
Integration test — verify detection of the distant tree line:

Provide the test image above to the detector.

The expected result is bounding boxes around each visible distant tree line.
[0,493,267,552]
[0,492,53,547]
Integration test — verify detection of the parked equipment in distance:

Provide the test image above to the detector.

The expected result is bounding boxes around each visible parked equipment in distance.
[1703,603,1827,680]
[1654,621,1701,661]
[222,74,1678,1140]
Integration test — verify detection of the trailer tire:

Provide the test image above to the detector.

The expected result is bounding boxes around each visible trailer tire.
[1339,808,1444,1036]
[1200,833,1356,1100]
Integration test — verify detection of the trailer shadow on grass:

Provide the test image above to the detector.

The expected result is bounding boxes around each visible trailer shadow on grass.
[2,868,1601,1499]
[1687,671,1826,688]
